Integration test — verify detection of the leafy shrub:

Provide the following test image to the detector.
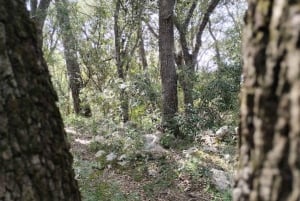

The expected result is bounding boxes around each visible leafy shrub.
[160,132,177,148]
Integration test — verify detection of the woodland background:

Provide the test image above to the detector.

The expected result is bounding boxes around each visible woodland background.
[38,0,246,200]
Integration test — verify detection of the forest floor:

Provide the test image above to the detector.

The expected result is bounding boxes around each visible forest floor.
[65,117,237,201]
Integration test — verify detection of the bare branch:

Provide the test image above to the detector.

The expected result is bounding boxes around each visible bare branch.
[192,0,220,63]
[174,0,197,35]
[208,19,221,68]
[225,3,242,38]
[144,20,159,39]
[183,0,197,29]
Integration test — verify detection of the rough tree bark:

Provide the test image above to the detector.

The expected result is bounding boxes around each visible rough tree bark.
[159,0,179,136]
[234,1,300,201]
[55,0,83,115]
[0,1,81,200]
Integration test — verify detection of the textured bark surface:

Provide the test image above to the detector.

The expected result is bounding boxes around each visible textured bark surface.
[55,0,83,115]
[234,1,300,201]
[159,0,179,136]
[0,1,81,200]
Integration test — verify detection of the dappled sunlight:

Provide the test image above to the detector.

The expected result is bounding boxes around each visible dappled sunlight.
[65,127,79,135]
[75,138,92,145]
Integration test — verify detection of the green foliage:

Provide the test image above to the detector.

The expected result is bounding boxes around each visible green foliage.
[127,72,161,125]
[88,141,103,153]
[81,181,141,201]
[43,0,245,200]
[143,159,177,198]
[193,59,242,129]
[160,132,177,148]
[175,109,203,138]
[208,187,232,201]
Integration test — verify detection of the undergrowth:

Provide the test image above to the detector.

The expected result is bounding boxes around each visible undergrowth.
[66,115,236,201]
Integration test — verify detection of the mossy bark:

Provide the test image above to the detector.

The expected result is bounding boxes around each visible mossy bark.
[0,1,81,200]
[234,1,300,201]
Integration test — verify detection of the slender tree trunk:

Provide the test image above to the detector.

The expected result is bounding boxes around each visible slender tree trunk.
[234,1,300,201]
[0,1,81,200]
[29,0,51,48]
[55,0,83,115]
[174,0,220,113]
[208,20,222,70]
[114,0,129,122]
[120,87,129,122]
[175,51,194,113]
[138,23,148,70]
[159,0,179,137]
[181,59,194,113]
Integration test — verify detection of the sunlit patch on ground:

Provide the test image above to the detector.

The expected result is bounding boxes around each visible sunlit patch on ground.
[75,138,92,145]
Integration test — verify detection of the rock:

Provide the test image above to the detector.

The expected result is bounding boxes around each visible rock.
[216,126,229,140]
[223,154,231,161]
[75,138,91,145]
[202,145,218,153]
[95,150,106,158]
[144,133,163,150]
[145,144,168,159]
[210,168,232,191]
[65,127,78,135]
[144,134,160,149]
[143,132,168,159]
[106,152,117,161]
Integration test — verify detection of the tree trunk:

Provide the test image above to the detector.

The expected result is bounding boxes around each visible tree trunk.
[114,0,129,123]
[29,0,51,48]
[138,23,148,70]
[175,51,194,113]
[174,0,220,114]
[234,1,300,201]
[55,0,83,115]
[0,1,81,201]
[159,0,179,137]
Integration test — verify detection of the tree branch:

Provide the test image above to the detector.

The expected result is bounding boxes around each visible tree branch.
[174,0,198,66]
[192,0,220,63]
[144,20,158,39]
[183,0,197,29]
[208,19,221,68]
[36,0,51,27]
